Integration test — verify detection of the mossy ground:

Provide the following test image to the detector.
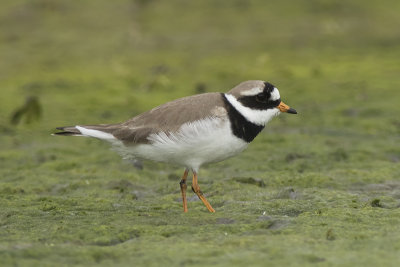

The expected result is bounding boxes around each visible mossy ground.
[1,0,400,266]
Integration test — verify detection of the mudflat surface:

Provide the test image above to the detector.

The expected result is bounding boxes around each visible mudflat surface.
[1,1,400,266]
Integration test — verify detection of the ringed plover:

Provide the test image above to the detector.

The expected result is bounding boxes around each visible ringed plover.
[54,80,297,212]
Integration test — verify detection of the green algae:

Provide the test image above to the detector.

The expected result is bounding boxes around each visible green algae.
[1,0,400,266]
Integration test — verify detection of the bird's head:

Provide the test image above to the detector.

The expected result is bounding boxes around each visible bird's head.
[225,80,297,126]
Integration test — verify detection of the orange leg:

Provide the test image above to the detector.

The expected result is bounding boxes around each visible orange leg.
[191,171,215,213]
[179,169,189,212]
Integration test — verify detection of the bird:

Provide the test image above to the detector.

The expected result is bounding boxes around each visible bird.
[54,80,297,213]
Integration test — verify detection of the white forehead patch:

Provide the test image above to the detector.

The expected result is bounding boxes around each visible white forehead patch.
[269,88,280,101]
[240,87,263,96]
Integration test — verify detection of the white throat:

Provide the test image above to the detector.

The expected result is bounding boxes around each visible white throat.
[224,94,280,126]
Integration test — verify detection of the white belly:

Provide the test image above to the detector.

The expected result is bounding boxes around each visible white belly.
[119,117,248,171]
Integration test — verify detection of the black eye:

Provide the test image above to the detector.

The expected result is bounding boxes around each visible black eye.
[255,93,269,103]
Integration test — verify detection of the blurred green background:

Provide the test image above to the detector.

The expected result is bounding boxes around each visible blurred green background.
[1,0,400,266]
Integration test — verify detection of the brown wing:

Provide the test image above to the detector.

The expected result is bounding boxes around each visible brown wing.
[113,92,226,144]
[55,93,227,144]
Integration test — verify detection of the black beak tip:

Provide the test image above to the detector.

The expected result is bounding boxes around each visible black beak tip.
[287,108,297,114]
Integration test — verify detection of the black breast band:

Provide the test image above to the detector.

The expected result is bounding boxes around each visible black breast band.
[221,94,265,143]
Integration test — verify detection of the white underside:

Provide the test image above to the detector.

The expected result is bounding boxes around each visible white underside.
[124,117,247,171]
[75,117,248,171]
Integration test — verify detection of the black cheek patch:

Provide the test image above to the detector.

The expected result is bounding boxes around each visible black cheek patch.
[238,96,281,110]
[269,98,281,107]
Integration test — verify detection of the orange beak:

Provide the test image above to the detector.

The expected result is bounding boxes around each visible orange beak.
[277,101,297,114]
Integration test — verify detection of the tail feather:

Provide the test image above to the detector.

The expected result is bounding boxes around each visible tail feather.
[53,126,82,136]
[53,131,82,136]
[53,124,118,140]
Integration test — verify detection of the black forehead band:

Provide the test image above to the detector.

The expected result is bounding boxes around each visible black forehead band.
[263,82,276,93]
